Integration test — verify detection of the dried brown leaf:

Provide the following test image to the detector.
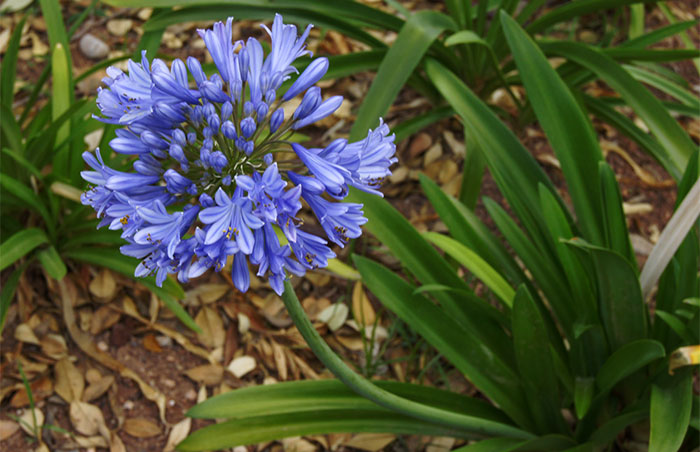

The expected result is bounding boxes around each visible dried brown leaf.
[227,355,256,378]
[110,430,127,452]
[195,306,225,349]
[164,417,191,451]
[10,376,53,407]
[123,417,161,438]
[351,281,375,327]
[40,333,67,359]
[14,323,39,344]
[83,375,115,402]
[143,334,163,353]
[89,269,117,301]
[70,401,109,437]
[344,433,396,451]
[272,341,288,381]
[54,357,85,402]
[0,420,20,441]
[18,408,44,437]
[184,364,224,386]
[90,305,121,335]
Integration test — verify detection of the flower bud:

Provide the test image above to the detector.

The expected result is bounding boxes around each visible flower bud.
[283,57,328,101]
[256,102,269,123]
[222,120,237,139]
[221,101,233,121]
[241,117,256,138]
[293,86,321,120]
[270,109,284,132]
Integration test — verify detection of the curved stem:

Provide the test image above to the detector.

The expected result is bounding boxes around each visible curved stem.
[280,280,534,440]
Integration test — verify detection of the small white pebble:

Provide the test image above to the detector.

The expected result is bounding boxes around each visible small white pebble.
[123,400,134,410]
[155,335,172,347]
[185,389,197,401]
[168,399,175,407]
[97,341,109,352]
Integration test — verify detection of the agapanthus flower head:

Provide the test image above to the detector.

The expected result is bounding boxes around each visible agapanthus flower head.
[82,15,397,295]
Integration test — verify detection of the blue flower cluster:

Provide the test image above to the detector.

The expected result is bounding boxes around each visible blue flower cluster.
[81,15,396,295]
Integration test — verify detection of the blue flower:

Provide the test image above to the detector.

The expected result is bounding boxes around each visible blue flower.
[82,15,395,291]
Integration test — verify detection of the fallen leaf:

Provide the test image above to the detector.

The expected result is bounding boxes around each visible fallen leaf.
[54,357,85,402]
[344,433,396,451]
[272,341,288,381]
[351,281,375,327]
[83,375,115,402]
[0,420,20,440]
[110,430,127,452]
[18,407,44,437]
[318,303,349,332]
[123,417,161,438]
[10,376,53,407]
[184,364,224,386]
[14,323,39,344]
[40,333,67,359]
[195,306,225,349]
[89,269,117,301]
[90,305,121,335]
[227,355,256,378]
[70,401,108,437]
[184,284,229,305]
[164,417,191,451]
[143,334,163,353]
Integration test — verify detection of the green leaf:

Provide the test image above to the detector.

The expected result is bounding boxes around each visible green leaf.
[179,409,468,451]
[0,103,23,154]
[452,435,577,452]
[143,5,385,48]
[37,246,67,280]
[0,175,53,229]
[598,162,635,265]
[502,12,604,244]
[0,260,29,333]
[1,148,43,180]
[511,286,566,434]
[574,377,595,419]
[621,20,697,49]
[424,232,515,307]
[50,43,73,179]
[650,369,693,452]
[565,240,647,351]
[349,11,455,141]
[583,96,674,174]
[528,0,652,34]
[595,339,665,394]
[654,310,696,344]
[425,57,566,267]
[189,379,510,423]
[420,174,528,287]
[392,106,454,143]
[589,407,648,445]
[0,16,25,110]
[625,64,700,109]
[353,255,533,431]
[346,189,512,364]
[65,248,196,332]
[539,40,696,180]
[628,4,644,39]
[0,228,48,271]
[484,198,575,333]
[603,48,700,62]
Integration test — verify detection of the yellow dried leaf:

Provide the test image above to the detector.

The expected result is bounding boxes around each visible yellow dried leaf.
[18,408,44,437]
[352,281,375,327]
[0,420,20,441]
[227,355,256,378]
[90,305,121,335]
[164,417,191,452]
[89,269,117,301]
[54,357,85,402]
[184,364,224,386]
[83,375,115,402]
[70,401,108,437]
[195,306,225,349]
[669,345,700,374]
[343,433,396,451]
[272,341,288,381]
[40,333,67,359]
[110,430,127,452]
[14,323,39,344]
[123,417,161,438]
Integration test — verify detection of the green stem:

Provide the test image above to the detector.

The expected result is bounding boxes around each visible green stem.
[280,280,534,440]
